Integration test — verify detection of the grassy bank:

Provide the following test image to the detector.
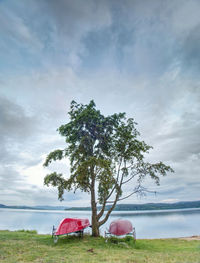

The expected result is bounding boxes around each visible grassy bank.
[0,230,200,263]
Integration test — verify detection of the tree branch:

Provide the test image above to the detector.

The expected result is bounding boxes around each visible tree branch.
[106,189,139,203]
[98,191,120,226]
[97,199,107,220]
[43,149,64,167]
[106,186,156,203]
[98,159,126,226]
[97,158,122,220]
[122,172,139,185]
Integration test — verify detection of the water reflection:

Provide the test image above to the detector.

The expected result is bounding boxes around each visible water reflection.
[0,208,200,239]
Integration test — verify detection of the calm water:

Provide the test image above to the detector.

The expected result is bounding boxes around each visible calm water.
[0,208,200,238]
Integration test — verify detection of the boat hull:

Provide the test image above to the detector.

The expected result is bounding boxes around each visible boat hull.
[109,219,133,236]
[55,218,90,236]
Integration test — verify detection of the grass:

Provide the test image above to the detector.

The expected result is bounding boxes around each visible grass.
[0,230,200,263]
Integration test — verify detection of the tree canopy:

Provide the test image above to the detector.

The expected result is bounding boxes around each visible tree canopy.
[44,100,174,236]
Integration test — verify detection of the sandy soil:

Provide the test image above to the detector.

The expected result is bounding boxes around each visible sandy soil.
[179,236,200,241]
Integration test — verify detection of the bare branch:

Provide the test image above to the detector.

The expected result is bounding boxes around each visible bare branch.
[94,166,101,176]
[97,199,106,220]
[98,191,120,226]
[97,159,122,220]
[122,172,139,185]
[106,186,155,203]
[98,159,127,225]
[106,189,139,203]
[116,157,123,183]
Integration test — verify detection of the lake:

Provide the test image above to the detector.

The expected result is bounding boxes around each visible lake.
[0,208,200,239]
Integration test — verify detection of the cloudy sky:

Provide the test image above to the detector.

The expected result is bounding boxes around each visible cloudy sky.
[0,0,199,207]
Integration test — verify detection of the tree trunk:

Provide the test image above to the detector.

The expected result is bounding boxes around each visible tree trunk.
[91,191,100,236]
[91,212,100,237]
[91,172,100,237]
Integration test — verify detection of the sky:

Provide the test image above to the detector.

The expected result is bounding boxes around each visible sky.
[0,0,200,207]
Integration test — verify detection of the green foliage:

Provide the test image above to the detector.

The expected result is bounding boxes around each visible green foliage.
[43,150,64,167]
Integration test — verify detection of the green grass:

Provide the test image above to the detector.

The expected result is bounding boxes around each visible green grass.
[0,230,200,263]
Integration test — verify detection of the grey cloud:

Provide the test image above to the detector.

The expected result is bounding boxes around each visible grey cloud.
[82,1,175,75]
[111,0,200,77]
[42,0,111,34]
[169,0,200,35]
[14,0,112,67]
[158,187,184,196]
[0,4,42,49]
[39,0,112,67]
[0,96,38,140]
[152,109,200,163]
[2,0,200,76]
[0,166,23,186]
[180,25,200,72]
[35,188,88,206]
[0,182,89,206]
[0,96,42,167]
[0,164,75,206]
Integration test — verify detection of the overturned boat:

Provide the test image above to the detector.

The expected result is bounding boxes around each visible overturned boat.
[105,219,136,240]
[52,218,91,243]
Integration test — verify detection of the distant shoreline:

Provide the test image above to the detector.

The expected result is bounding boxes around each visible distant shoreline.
[65,201,200,211]
[1,200,200,212]
[1,207,200,215]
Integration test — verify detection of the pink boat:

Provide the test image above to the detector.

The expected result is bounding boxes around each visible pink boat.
[105,219,136,240]
[52,218,90,243]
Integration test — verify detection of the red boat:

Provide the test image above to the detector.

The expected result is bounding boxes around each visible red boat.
[105,219,136,240]
[52,218,91,243]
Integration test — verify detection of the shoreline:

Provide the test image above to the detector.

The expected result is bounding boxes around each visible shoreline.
[1,206,200,213]
[1,230,200,240]
[142,236,200,241]
[179,235,200,241]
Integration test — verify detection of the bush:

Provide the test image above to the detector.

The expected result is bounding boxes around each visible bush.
[106,235,135,246]
[17,229,37,234]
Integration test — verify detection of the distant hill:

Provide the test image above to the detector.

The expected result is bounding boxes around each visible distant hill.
[0,204,68,210]
[65,200,200,211]
[34,205,68,210]
[1,200,200,211]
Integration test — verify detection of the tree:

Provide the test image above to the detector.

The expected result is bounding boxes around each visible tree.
[43,100,174,237]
